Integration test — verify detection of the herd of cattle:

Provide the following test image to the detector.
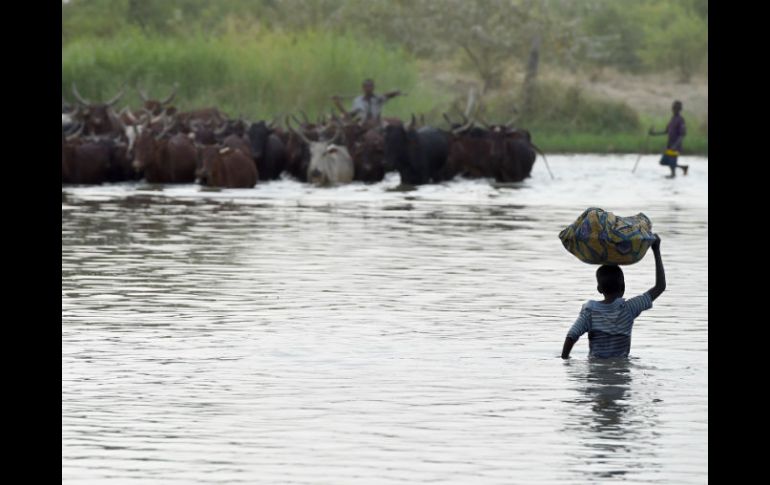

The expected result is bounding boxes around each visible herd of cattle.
[62,84,545,188]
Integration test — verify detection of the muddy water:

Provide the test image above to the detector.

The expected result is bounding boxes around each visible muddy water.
[62,155,708,484]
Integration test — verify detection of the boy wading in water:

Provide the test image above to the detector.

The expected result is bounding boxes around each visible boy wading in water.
[561,235,666,359]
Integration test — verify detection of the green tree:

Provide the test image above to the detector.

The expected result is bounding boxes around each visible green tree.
[638,2,707,82]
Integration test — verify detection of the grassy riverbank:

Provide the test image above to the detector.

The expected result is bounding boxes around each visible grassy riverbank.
[62,29,707,156]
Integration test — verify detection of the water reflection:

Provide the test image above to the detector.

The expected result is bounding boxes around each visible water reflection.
[563,358,661,481]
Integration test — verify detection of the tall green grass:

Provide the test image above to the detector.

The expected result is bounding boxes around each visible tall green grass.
[477,82,640,134]
[533,132,708,155]
[62,28,447,120]
[475,82,707,155]
[62,29,706,155]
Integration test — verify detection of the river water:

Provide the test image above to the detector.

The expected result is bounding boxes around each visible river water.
[62,154,708,484]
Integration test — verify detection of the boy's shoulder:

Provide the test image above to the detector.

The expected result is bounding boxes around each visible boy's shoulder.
[583,299,618,308]
[583,297,636,312]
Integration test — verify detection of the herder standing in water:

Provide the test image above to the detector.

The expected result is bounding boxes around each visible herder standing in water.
[649,100,689,178]
[331,78,401,124]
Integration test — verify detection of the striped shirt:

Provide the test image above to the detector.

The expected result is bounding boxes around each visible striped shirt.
[567,292,653,358]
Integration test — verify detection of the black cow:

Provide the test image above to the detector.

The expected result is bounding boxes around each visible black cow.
[384,119,450,185]
[247,121,287,181]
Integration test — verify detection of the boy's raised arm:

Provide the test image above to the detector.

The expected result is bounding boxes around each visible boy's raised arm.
[647,235,666,301]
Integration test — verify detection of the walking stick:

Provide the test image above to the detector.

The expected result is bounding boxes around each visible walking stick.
[531,143,554,180]
[632,131,652,173]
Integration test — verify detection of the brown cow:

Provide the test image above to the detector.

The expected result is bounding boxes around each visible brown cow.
[62,137,110,184]
[349,126,386,183]
[189,119,218,145]
[176,108,227,129]
[444,129,494,179]
[197,146,257,188]
[137,84,178,116]
[132,129,198,183]
[214,118,248,142]
[444,115,537,182]
[223,134,253,159]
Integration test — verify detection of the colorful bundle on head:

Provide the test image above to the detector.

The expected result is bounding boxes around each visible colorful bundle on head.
[558,208,656,265]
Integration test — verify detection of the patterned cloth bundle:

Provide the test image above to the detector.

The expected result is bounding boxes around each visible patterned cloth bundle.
[559,208,656,265]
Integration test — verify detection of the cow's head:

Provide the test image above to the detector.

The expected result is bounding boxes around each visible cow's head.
[247,118,280,159]
[138,83,178,116]
[304,128,348,186]
[71,82,125,135]
[196,145,232,185]
[132,120,173,172]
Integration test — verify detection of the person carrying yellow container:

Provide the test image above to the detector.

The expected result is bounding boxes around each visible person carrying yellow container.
[649,100,689,178]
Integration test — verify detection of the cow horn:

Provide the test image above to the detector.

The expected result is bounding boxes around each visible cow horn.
[157,119,173,139]
[442,113,455,127]
[66,123,84,141]
[137,85,150,102]
[300,110,310,124]
[106,84,126,106]
[214,121,228,136]
[285,115,311,144]
[477,115,491,130]
[290,114,304,127]
[71,82,90,105]
[505,117,516,129]
[113,113,127,133]
[161,83,178,105]
[406,113,416,130]
[451,120,473,135]
[151,113,166,126]
[330,126,343,145]
[138,108,153,125]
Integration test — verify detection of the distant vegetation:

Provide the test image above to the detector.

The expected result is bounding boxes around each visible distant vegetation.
[62,29,446,120]
[62,0,708,154]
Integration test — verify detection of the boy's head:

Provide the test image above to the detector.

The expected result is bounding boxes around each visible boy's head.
[596,265,625,297]
[672,100,683,114]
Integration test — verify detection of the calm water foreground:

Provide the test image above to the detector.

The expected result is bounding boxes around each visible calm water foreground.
[62,155,708,484]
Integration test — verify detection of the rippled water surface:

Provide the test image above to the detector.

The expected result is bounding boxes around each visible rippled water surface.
[62,155,708,484]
